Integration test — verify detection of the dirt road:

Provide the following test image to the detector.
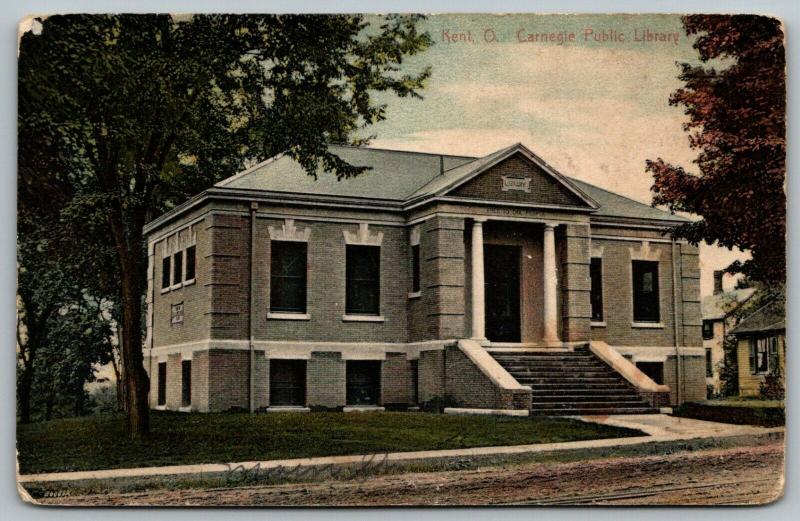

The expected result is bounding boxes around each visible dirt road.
[40,441,784,506]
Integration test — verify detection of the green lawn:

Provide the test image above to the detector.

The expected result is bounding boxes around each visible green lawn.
[17,411,643,474]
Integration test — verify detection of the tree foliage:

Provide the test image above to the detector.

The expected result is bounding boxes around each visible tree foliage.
[646,15,785,284]
[18,14,432,436]
[17,213,114,422]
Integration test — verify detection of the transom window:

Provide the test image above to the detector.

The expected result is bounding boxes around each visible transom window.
[346,245,380,315]
[632,260,660,323]
[270,241,308,313]
[590,257,603,322]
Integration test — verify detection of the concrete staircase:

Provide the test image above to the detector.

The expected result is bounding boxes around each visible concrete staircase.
[490,346,660,415]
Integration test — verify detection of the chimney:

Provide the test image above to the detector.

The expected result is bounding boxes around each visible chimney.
[713,270,724,295]
[439,155,444,176]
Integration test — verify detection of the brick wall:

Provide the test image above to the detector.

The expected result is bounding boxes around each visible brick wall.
[663,355,707,404]
[560,224,591,342]
[451,155,585,207]
[418,349,445,407]
[417,216,466,341]
[255,219,410,343]
[381,353,414,407]
[307,352,346,409]
[680,243,703,347]
[254,354,269,410]
[443,345,531,410]
[207,214,250,339]
[166,354,182,409]
[207,349,249,411]
[588,235,678,347]
[151,217,211,346]
[191,351,210,412]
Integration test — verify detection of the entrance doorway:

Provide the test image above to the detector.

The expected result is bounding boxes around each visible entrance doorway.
[484,244,521,342]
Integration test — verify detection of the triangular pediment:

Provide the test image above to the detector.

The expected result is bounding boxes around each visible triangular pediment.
[439,144,597,209]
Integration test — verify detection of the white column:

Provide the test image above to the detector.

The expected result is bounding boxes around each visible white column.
[471,219,486,341]
[542,222,560,343]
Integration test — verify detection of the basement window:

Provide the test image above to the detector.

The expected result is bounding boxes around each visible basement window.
[636,361,664,385]
[157,362,167,406]
[346,360,381,406]
[269,359,307,406]
[410,359,419,405]
[181,360,192,407]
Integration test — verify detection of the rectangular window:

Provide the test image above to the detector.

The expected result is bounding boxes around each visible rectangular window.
[181,360,192,407]
[161,256,171,289]
[346,245,380,315]
[706,348,713,377]
[632,260,660,323]
[411,244,421,293]
[185,245,196,281]
[752,336,779,375]
[269,360,307,406]
[636,361,664,385]
[768,337,779,373]
[702,320,714,340]
[346,360,381,405]
[410,359,419,405]
[590,257,603,322]
[171,302,184,325]
[173,250,183,285]
[157,362,167,406]
[270,241,308,313]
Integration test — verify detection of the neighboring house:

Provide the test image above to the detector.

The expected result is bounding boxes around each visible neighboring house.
[730,291,786,397]
[701,272,755,395]
[142,143,706,416]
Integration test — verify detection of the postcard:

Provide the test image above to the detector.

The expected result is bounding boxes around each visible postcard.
[16,12,785,506]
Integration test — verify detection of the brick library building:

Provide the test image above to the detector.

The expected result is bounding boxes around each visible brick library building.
[143,143,706,416]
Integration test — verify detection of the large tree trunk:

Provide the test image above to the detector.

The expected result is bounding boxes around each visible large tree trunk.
[18,367,33,424]
[110,341,127,413]
[119,252,150,438]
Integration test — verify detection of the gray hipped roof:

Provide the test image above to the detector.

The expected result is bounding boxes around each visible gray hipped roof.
[730,293,786,335]
[214,143,687,223]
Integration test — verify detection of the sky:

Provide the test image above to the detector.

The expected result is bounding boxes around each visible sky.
[359,14,748,297]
